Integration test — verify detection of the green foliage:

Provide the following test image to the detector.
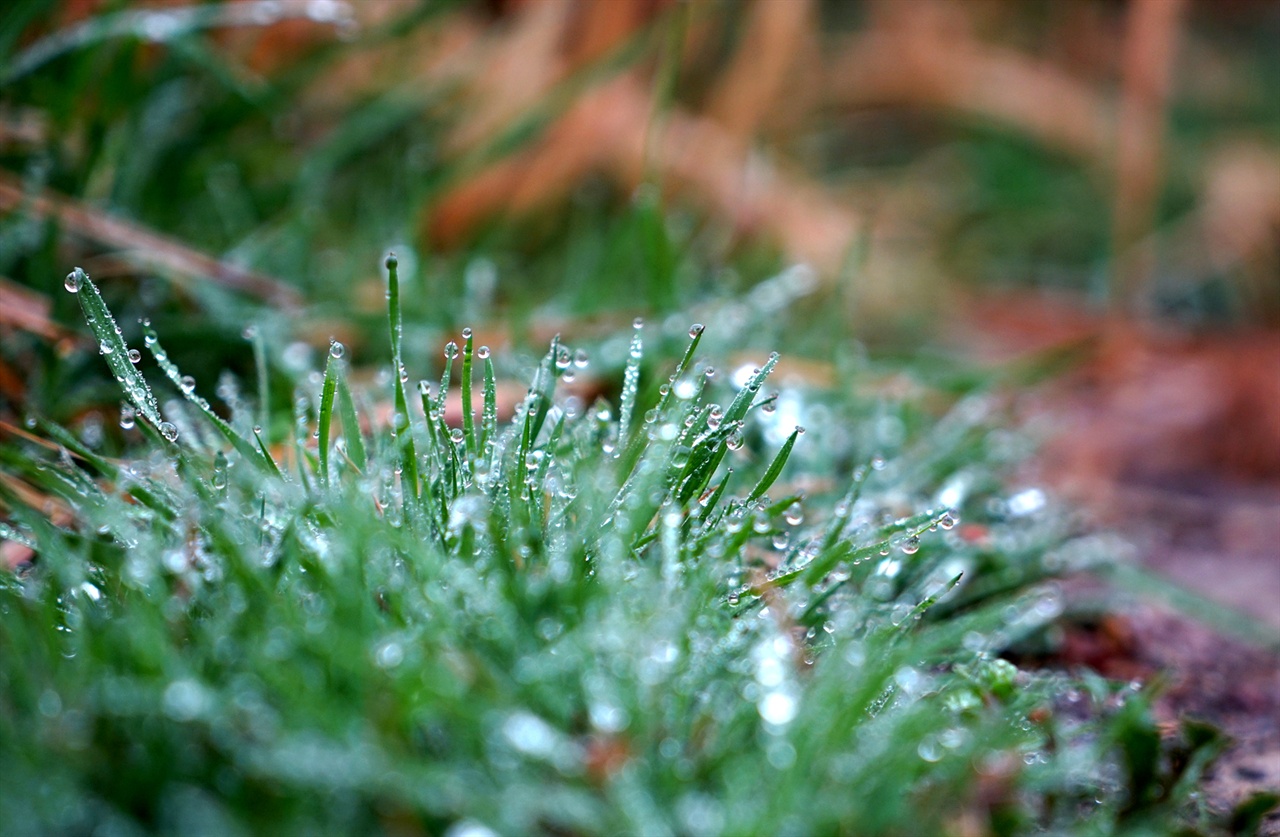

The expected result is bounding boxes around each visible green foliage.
[0,263,1248,836]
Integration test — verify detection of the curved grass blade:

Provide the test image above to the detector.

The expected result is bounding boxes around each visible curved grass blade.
[745,426,802,505]
[144,326,277,473]
[68,268,161,431]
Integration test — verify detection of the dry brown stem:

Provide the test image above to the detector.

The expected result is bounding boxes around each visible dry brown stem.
[0,172,301,308]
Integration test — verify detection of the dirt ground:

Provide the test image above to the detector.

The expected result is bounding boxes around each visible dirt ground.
[963,296,1280,830]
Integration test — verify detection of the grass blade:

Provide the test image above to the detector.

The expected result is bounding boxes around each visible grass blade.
[745,426,803,505]
[67,268,161,431]
[317,342,340,486]
[385,253,420,505]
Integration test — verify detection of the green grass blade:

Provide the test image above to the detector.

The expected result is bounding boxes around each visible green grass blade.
[336,370,366,472]
[724,351,779,425]
[67,268,162,431]
[317,342,340,486]
[144,326,269,469]
[481,349,497,452]
[461,328,476,457]
[385,253,420,504]
[745,426,803,505]
[617,321,643,451]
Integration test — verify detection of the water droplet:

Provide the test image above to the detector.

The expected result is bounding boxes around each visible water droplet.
[726,431,744,451]
[632,317,644,329]
[180,375,196,394]
[385,253,398,270]
[871,454,886,471]
[573,349,589,368]
[64,271,82,293]
[159,422,179,442]
[329,340,344,359]
[938,511,957,530]
[127,349,141,363]
[99,341,113,355]
[758,691,798,726]
[242,325,257,340]
[461,327,473,339]
[688,323,704,338]
[901,536,921,555]
[444,341,459,360]
[375,640,404,669]
[449,428,464,444]
[784,502,803,526]
[477,345,491,359]
[119,405,136,430]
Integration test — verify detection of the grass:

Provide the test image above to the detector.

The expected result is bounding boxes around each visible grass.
[2,3,1279,834]
[0,259,1263,836]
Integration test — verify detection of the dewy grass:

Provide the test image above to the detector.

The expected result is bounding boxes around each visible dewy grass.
[0,261,1254,835]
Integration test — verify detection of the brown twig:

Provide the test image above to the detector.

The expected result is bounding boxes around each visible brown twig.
[0,172,302,309]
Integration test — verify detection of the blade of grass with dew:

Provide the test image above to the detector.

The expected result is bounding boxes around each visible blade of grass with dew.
[434,342,455,415]
[143,325,275,472]
[385,253,420,506]
[317,341,340,486]
[461,328,476,457]
[480,347,497,453]
[65,268,162,432]
[617,321,643,451]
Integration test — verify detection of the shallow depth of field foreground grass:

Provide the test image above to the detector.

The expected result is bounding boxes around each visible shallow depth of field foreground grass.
[0,260,1269,836]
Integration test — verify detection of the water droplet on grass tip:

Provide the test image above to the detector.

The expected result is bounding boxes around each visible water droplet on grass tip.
[385,253,398,270]
[689,323,704,338]
[633,317,644,329]
[329,341,344,359]
[461,327,472,339]
[938,511,957,530]
[477,346,490,359]
[159,422,179,442]
[64,271,82,293]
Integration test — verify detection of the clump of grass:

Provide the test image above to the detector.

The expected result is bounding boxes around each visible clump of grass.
[0,261,1243,835]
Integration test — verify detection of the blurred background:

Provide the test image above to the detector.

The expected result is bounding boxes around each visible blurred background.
[0,0,1277,613]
